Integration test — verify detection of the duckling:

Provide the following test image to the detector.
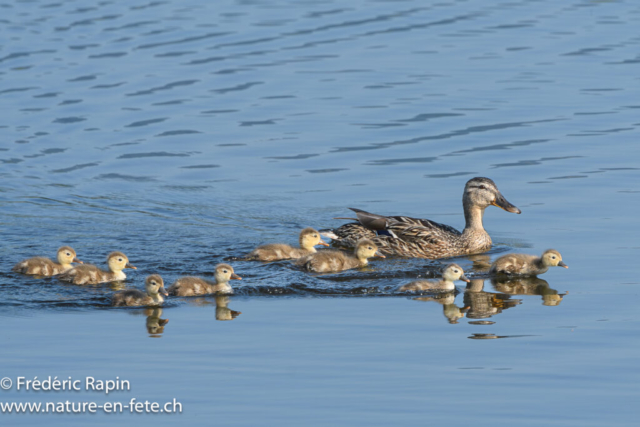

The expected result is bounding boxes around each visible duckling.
[112,275,167,307]
[58,251,136,285]
[246,227,330,261]
[490,249,568,276]
[296,238,385,273]
[168,263,241,296]
[398,263,470,292]
[13,246,82,276]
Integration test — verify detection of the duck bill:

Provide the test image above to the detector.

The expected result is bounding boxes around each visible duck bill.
[460,274,471,283]
[73,258,83,264]
[492,193,521,214]
[231,274,242,280]
[558,261,568,269]
[318,240,330,247]
[161,288,169,296]
[375,251,386,259]
[125,263,137,270]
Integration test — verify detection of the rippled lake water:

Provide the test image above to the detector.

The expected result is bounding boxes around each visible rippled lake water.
[1,0,640,425]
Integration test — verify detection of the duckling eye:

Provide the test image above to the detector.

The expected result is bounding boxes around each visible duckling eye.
[223,270,228,273]
[368,247,373,250]
[479,185,486,190]
[118,258,123,262]
[454,270,459,273]
[551,256,556,259]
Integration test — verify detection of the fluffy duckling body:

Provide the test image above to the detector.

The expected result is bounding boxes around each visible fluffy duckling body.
[112,275,168,307]
[296,239,384,273]
[13,246,82,276]
[246,227,329,261]
[490,249,567,276]
[168,264,241,296]
[58,251,136,285]
[399,263,470,292]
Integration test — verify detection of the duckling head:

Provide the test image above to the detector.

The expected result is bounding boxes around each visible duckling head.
[442,263,470,282]
[107,251,136,272]
[145,274,168,296]
[541,249,568,268]
[299,227,330,250]
[355,239,385,261]
[57,246,82,265]
[214,263,242,284]
[463,177,521,214]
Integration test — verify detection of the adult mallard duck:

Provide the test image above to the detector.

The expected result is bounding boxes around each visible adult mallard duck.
[321,177,520,259]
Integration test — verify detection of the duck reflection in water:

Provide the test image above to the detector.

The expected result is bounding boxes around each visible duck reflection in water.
[463,278,521,320]
[413,293,470,324]
[145,308,169,337]
[184,296,242,321]
[491,276,566,306]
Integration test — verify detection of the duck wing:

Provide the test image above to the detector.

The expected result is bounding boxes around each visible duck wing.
[349,208,461,239]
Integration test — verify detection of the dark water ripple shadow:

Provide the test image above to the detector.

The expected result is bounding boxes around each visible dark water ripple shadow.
[117,152,191,159]
[51,163,101,173]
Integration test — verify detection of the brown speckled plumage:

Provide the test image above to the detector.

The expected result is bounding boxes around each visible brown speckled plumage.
[168,263,241,296]
[13,246,82,276]
[246,227,329,261]
[321,177,520,259]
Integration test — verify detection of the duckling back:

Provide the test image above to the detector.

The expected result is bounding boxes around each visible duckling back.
[58,264,114,285]
[296,250,361,273]
[112,289,162,307]
[490,253,543,276]
[13,257,61,276]
[246,243,302,262]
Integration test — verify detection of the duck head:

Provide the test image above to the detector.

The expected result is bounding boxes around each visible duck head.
[57,246,82,265]
[541,249,568,268]
[214,263,242,284]
[145,274,168,296]
[299,227,330,250]
[442,263,470,282]
[107,251,136,272]
[463,177,521,214]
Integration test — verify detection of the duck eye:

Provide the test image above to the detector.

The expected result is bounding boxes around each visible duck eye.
[479,185,486,190]
[223,270,228,273]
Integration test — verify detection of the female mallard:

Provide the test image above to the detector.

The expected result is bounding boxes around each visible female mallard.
[321,177,520,259]
[13,246,83,276]
[489,249,568,276]
[245,227,329,261]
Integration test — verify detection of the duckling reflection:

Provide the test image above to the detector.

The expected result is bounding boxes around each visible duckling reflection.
[413,293,470,324]
[145,308,169,337]
[463,278,521,320]
[466,253,492,272]
[181,296,242,321]
[491,276,566,306]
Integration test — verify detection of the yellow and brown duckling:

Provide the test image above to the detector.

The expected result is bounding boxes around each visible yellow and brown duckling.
[168,263,241,296]
[295,238,385,273]
[13,246,82,276]
[246,227,330,261]
[112,275,167,307]
[322,177,521,259]
[398,263,470,292]
[490,249,568,276]
[58,251,136,285]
